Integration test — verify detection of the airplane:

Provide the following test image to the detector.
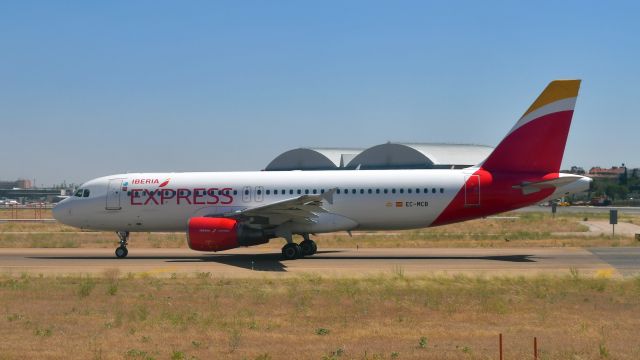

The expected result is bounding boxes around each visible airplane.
[53,80,591,259]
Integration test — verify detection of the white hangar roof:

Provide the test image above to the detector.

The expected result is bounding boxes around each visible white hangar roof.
[264,148,364,171]
[345,143,494,170]
[264,143,494,171]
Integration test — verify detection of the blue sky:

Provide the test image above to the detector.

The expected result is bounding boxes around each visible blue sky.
[1,1,638,186]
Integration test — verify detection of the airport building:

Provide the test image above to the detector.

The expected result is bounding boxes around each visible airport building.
[589,165,627,178]
[0,179,69,204]
[0,179,32,189]
[264,143,494,171]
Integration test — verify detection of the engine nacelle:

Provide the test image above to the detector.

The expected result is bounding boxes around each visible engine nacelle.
[187,217,269,252]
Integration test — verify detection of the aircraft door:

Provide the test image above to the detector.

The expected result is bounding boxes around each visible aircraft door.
[242,186,251,202]
[464,175,480,207]
[255,186,264,202]
[106,179,123,210]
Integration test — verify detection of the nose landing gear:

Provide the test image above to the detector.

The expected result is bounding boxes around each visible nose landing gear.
[115,231,129,258]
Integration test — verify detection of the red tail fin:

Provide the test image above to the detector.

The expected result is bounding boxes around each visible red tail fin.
[481,80,581,174]
[432,80,582,226]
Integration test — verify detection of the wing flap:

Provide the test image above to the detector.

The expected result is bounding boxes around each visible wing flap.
[221,188,336,226]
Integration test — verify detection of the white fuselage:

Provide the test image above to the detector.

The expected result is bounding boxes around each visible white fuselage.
[54,169,469,232]
[53,169,590,234]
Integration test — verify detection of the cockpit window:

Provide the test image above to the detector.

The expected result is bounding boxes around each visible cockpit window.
[74,189,90,198]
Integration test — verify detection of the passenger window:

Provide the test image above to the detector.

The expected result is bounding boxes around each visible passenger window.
[297,189,301,195]
[233,190,238,195]
[321,189,325,193]
[74,189,83,197]
[282,189,286,194]
[432,188,436,194]
[337,189,341,194]
[440,188,444,193]
[312,189,317,194]
[376,189,380,194]
[416,188,420,194]
[352,189,356,194]
[257,190,262,195]
[305,189,309,194]
[408,189,412,194]
[360,189,364,194]
[392,189,396,194]
[266,190,270,195]
[290,190,294,195]
[273,190,278,195]
[384,189,388,194]
[244,189,249,195]
[368,189,372,194]
[424,188,429,193]
[83,189,90,197]
[399,189,404,194]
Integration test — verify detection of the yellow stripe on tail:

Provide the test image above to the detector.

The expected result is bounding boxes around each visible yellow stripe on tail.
[522,80,581,117]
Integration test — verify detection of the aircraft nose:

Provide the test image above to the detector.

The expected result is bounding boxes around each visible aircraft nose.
[52,200,71,224]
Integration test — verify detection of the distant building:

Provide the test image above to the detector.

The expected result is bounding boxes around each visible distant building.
[567,166,585,175]
[589,166,626,178]
[0,179,32,189]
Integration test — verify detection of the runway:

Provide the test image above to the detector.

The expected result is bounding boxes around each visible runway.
[518,205,640,215]
[1,247,638,278]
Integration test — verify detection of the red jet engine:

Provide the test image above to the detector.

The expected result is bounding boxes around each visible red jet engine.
[187,217,269,252]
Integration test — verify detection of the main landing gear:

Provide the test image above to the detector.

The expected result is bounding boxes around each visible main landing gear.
[281,234,317,260]
[115,231,129,258]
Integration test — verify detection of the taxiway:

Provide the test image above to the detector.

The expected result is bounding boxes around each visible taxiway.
[0,247,637,278]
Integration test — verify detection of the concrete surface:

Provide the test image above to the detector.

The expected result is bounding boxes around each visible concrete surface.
[0,247,637,278]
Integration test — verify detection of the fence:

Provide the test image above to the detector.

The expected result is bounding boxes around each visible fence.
[1,204,53,220]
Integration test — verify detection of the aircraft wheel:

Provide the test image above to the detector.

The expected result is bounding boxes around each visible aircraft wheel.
[282,243,301,260]
[115,246,128,258]
[300,239,317,256]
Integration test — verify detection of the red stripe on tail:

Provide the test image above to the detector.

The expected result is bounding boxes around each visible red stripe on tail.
[482,111,573,174]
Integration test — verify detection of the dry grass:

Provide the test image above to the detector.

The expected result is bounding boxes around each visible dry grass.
[2,211,639,249]
[0,272,639,359]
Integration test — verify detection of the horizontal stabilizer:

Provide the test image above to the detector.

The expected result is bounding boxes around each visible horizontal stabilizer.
[512,175,583,195]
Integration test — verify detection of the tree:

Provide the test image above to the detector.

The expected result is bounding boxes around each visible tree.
[605,184,628,200]
[619,167,628,185]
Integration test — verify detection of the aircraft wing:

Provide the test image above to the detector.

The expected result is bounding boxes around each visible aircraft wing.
[221,188,336,226]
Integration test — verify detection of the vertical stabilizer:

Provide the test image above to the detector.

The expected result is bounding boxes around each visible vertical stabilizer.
[481,80,581,174]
